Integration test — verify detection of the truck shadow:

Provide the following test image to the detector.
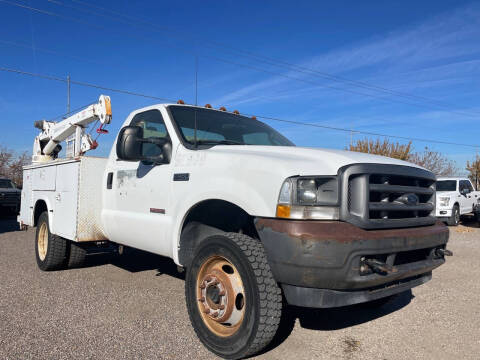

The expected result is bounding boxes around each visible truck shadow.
[459,214,479,228]
[262,290,413,354]
[0,216,20,234]
[87,248,185,280]
[86,247,412,354]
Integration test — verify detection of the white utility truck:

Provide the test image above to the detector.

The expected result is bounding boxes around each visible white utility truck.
[19,96,451,359]
[435,176,479,226]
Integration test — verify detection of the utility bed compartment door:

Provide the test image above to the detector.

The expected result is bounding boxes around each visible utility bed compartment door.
[53,162,79,239]
[32,166,56,191]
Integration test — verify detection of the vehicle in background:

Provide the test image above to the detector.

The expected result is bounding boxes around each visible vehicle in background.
[18,96,452,359]
[436,177,480,226]
[0,177,21,215]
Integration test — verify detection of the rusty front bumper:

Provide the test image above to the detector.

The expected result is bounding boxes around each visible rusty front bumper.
[255,219,449,308]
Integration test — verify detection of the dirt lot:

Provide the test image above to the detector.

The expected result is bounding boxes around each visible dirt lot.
[1,215,479,360]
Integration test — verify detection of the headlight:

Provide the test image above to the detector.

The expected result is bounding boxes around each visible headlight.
[276,176,339,220]
[439,197,450,207]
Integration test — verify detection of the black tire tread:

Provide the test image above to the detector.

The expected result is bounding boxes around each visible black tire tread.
[68,242,87,268]
[36,212,68,271]
[188,232,282,359]
[447,205,459,226]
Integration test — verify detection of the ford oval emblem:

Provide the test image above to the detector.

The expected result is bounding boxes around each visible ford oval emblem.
[395,193,419,206]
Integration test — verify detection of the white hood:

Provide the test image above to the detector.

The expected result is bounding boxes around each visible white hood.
[207,145,424,176]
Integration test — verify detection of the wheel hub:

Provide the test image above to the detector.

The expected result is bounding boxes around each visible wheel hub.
[37,222,48,261]
[196,256,245,337]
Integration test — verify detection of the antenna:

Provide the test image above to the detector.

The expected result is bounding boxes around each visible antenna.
[194,56,198,148]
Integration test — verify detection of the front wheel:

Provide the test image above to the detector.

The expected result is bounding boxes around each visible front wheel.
[447,205,460,226]
[185,233,282,359]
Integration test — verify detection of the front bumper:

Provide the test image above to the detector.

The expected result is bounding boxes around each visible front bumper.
[255,219,449,308]
[436,208,452,217]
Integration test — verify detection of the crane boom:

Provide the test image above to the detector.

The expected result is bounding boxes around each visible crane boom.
[32,95,111,163]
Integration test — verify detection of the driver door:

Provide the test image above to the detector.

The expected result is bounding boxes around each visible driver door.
[105,109,174,256]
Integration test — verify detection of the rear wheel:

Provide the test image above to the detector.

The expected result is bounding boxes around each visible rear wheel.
[35,212,68,271]
[185,233,282,359]
[447,205,460,226]
[68,242,88,268]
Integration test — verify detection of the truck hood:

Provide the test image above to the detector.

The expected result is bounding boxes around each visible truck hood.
[0,188,20,193]
[436,191,457,198]
[207,145,423,175]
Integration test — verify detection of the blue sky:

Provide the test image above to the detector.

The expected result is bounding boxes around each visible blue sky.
[0,0,479,173]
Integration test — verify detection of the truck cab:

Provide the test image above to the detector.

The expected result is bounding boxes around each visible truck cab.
[19,99,451,359]
[436,176,479,226]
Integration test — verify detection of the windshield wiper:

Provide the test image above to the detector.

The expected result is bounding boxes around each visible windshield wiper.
[195,139,245,145]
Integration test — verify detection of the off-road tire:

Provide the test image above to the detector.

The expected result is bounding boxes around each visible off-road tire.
[68,242,88,268]
[35,212,68,271]
[185,232,282,359]
[447,205,460,226]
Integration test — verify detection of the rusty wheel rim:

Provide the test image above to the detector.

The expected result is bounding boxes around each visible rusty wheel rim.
[196,255,246,337]
[38,222,48,261]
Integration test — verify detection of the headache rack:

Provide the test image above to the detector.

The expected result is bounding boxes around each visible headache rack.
[339,164,436,229]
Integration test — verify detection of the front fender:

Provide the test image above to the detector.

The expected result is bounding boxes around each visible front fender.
[170,179,274,264]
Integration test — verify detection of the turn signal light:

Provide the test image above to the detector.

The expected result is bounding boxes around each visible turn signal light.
[276,205,291,218]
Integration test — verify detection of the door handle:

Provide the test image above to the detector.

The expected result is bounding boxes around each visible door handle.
[107,172,113,189]
[55,193,61,201]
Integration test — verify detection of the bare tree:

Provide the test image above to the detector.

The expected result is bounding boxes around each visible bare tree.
[348,138,458,176]
[466,155,480,189]
[409,147,458,176]
[0,146,30,187]
[347,138,413,160]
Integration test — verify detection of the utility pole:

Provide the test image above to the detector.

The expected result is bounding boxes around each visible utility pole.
[67,75,71,114]
[195,57,198,106]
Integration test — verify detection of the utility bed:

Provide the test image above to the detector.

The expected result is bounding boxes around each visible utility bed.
[18,157,108,242]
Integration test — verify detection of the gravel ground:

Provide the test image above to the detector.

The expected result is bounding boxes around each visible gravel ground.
[1,215,479,360]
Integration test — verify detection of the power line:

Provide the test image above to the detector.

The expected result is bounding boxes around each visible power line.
[2,0,479,118]
[0,67,173,102]
[1,65,478,149]
[44,0,480,117]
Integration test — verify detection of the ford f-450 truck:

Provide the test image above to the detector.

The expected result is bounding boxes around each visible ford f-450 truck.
[18,98,451,359]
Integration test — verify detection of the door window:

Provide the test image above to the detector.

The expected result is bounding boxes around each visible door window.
[459,180,471,193]
[130,110,169,158]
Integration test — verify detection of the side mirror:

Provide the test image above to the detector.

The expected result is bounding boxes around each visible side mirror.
[116,126,171,164]
[116,126,143,161]
[460,188,469,195]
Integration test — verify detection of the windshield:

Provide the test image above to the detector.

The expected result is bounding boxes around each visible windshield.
[169,106,295,147]
[437,180,457,191]
[0,179,14,188]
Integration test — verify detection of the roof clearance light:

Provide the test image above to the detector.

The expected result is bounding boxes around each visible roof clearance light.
[177,99,185,104]
[251,116,257,120]
[219,106,227,111]
[233,110,240,115]
[205,104,212,108]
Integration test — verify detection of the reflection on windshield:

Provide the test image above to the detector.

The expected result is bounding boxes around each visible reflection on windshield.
[169,106,295,147]
[436,180,456,191]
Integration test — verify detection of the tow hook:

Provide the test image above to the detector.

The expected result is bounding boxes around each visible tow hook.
[435,248,453,257]
[361,258,397,275]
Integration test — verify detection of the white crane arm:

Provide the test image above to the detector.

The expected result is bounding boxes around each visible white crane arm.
[33,95,111,163]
